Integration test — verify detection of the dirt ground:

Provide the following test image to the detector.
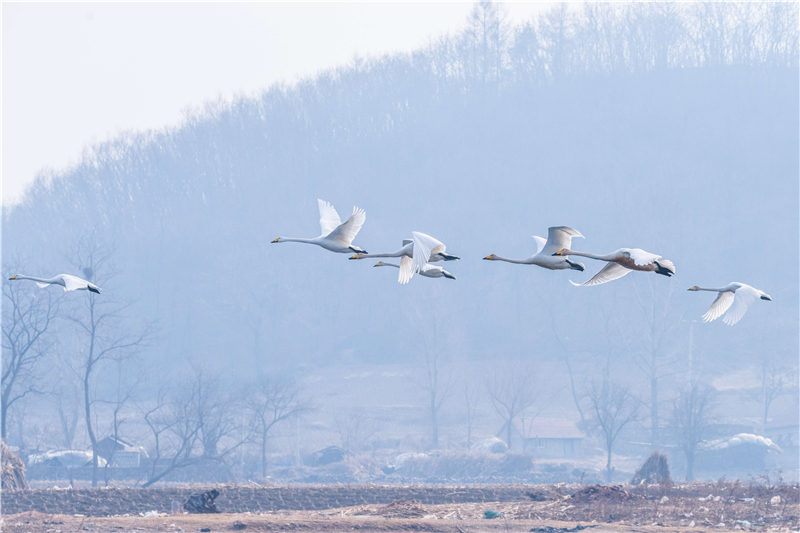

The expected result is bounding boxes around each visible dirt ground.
[3,484,798,533]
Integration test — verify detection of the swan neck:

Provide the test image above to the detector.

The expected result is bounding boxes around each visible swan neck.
[283,237,315,244]
[565,250,608,261]
[16,275,52,283]
[493,256,529,264]
[376,262,400,268]
[363,251,403,258]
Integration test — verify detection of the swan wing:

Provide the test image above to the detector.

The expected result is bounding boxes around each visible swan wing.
[571,263,631,287]
[532,236,547,255]
[60,275,90,292]
[35,282,50,289]
[722,285,760,326]
[325,206,366,245]
[398,255,414,284]
[702,291,734,323]
[626,248,661,266]
[541,226,584,256]
[317,199,342,236]
[411,232,445,275]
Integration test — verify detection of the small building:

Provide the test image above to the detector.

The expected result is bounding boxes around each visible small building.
[497,418,584,459]
[94,437,148,468]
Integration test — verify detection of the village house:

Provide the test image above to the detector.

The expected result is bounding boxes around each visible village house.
[497,418,584,459]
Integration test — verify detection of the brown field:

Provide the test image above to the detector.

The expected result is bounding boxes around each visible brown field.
[2,482,797,533]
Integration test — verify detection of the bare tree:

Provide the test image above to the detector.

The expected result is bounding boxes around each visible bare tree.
[245,374,310,477]
[64,236,151,487]
[486,363,538,450]
[335,411,380,456]
[464,378,480,451]
[141,365,250,487]
[669,382,716,481]
[2,260,60,440]
[585,380,639,482]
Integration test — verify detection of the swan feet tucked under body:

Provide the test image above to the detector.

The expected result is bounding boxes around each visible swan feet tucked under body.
[688,283,771,326]
[272,199,368,254]
[9,274,101,294]
[483,226,586,271]
[554,247,676,286]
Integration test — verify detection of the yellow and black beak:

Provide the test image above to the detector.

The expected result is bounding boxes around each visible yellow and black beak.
[483,255,491,260]
[349,254,359,260]
[9,275,16,280]
[553,249,564,256]
[271,238,279,243]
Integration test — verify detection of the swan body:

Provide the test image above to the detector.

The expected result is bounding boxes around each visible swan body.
[373,261,456,280]
[9,274,101,294]
[272,199,367,254]
[689,283,771,325]
[350,232,459,284]
[483,226,585,271]
[554,247,676,286]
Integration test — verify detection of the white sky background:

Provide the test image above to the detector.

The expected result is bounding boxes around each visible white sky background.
[2,2,554,206]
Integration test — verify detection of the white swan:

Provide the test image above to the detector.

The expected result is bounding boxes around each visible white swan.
[483,226,585,271]
[553,247,676,286]
[350,232,459,284]
[8,274,101,294]
[272,199,367,254]
[689,283,771,325]
[373,261,456,280]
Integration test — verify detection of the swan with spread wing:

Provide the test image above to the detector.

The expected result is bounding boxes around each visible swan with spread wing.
[689,283,771,325]
[350,232,459,284]
[553,247,675,286]
[9,274,101,294]
[483,226,585,271]
[272,199,367,254]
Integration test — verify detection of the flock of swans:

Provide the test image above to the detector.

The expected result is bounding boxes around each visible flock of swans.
[8,199,772,327]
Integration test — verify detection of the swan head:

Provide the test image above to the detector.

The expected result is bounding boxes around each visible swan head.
[271,237,283,243]
[8,275,17,280]
[688,286,700,291]
[350,253,366,260]
[373,262,385,267]
[552,249,566,256]
[483,255,498,261]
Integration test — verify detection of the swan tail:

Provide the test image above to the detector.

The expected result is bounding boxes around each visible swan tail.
[654,259,676,277]
[35,282,50,288]
[568,280,584,287]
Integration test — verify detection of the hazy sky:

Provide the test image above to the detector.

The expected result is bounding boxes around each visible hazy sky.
[2,2,553,206]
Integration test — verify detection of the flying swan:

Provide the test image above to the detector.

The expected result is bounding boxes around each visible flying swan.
[373,261,456,280]
[272,199,367,254]
[688,283,771,326]
[483,226,585,271]
[350,232,459,284]
[8,274,101,294]
[553,247,676,286]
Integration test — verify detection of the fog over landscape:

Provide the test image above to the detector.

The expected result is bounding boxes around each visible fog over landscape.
[2,2,797,488]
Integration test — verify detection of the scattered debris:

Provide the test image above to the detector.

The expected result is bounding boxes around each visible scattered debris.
[138,510,159,517]
[531,525,598,533]
[230,521,247,530]
[200,529,211,532]
[660,496,669,504]
[570,485,635,503]
[184,489,221,514]
[630,451,671,485]
[376,499,428,519]
[527,488,558,502]
[484,510,504,519]
[771,496,781,505]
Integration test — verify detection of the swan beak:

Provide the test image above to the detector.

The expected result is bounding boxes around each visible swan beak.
[9,275,16,280]
[687,286,697,291]
[552,250,564,256]
[271,238,279,243]
[483,256,491,260]
[761,295,772,301]
[349,254,359,260]
[373,262,381,267]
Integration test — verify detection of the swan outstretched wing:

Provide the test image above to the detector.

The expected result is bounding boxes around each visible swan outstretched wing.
[541,226,584,256]
[626,248,661,266]
[532,236,547,255]
[60,275,90,292]
[571,263,631,287]
[722,285,760,326]
[318,199,342,236]
[326,206,366,245]
[399,255,414,284]
[411,232,446,275]
[702,291,734,323]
